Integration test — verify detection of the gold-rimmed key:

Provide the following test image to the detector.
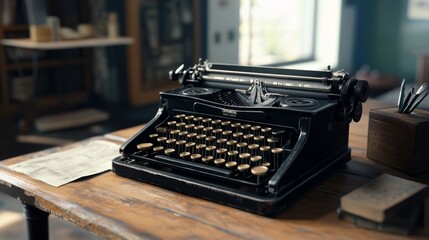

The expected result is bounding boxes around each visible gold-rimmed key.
[175,114,186,121]
[180,151,191,160]
[250,155,262,165]
[251,165,269,183]
[237,163,250,173]
[214,158,226,166]
[153,145,164,154]
[190,153,202,162]
[226,140,237,150]
[236,142,248,153]
[238,152,250,164]
[202,156,214,164]
[176,139,186,152]
[225,161,238,169]
[137,142,153,151]
[271,147,283,170]
[164,148,176,156]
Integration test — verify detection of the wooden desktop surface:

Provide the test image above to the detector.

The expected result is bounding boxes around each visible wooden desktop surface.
[0,100,427,239]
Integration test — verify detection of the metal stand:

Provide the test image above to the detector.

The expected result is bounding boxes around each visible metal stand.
[23,204,49,240]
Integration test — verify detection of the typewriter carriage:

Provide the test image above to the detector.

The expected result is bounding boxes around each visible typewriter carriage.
[113,60,367,215]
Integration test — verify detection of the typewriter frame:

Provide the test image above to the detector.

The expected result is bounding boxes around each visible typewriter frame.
[113,61,367,216]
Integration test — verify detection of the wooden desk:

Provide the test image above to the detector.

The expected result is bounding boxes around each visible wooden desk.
[0,100,427,239]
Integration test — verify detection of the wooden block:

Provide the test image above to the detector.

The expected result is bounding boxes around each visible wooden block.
[367,107,429,175]
[340,174,427,223]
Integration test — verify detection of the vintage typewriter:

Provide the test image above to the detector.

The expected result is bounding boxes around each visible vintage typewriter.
[112,60,368,215]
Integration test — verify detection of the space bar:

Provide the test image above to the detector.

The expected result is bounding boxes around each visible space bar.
[154,155,232,177]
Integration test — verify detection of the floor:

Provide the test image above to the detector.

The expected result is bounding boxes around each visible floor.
[0,103,158,239]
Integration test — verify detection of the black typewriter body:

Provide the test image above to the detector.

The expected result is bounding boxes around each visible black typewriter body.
[112,61,368,216]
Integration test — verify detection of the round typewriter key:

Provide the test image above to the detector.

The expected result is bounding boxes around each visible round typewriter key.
[227,150,238,162]
[170,129,181,137]
[185,115,194,123]
[166,138,176,148]
[196,134,207,144]
[216,148,227,157]
[167,121,177,127]
[212,119,221,126]
[187,132,197,140]
[241,124,251,133]
[231,122,241,129]
[233,132,243,141]
[156,137,167,145]
[251,166,269,183]
[238,152,251,164]
[261,127,272,137]
[176,140,186,152]
[251,125,261,132]
[203,126,213,134]
[267,137,279,147]
[212,128,223,138]
[250,155,262,165]
[190,153,202,161]
[185,124,195,131]
[222,130,232,137]
[179,131,188,140]
[248,143,259,156]
[206,135,216,143]
[262,162,271,168]
[243,134,254,142]
[253,135,265,145]
[260,145,271,164]
[251,166,269,176]
[137,142,153,151]
[164,148,176,156]
[193,116,203,123]
[180,151,191,160]
[194,125,204,133]
[226,140,237,150]
[206,145,217,154]
[271,147,283,170]
[196,144,207,155]
[202,118,212,126]
[176,122,186,130]
[153,146,164,153]
[149,133,159,139]
[221,121,231,130]
[175,114,186,121]
[185,142,196,152]
[214,158,226,166]
[236,142,248,152]
[217,138,227,148]
[202,156,214,164]
[155,127,168,136]
[225,161,237,169]
[237,163,250,172]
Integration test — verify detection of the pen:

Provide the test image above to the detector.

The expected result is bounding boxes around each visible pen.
[407,90,429,113]
[400,87,414,113]
[403,83,428,114]
[397,79,406,111]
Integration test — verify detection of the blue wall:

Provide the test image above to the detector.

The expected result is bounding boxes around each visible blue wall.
[353,0,429,82]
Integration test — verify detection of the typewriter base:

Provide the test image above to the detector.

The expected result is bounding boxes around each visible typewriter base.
[112,148,351,216]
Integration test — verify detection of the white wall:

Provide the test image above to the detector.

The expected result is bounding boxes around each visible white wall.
[206,0,240,64]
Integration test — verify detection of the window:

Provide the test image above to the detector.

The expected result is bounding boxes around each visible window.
[239,0,316,66]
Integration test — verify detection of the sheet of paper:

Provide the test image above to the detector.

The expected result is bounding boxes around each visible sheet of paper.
[9,140,120,187]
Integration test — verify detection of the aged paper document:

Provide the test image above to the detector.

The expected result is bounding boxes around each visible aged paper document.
[8,140,119,187]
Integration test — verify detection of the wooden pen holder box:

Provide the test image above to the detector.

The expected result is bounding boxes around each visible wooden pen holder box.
[367,108,429,175]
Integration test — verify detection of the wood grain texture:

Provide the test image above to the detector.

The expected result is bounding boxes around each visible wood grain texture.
[0,99,428,239]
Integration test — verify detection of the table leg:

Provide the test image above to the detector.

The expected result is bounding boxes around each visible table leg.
[22,203,50,240]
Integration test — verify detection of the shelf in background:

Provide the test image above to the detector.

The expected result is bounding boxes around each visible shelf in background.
[6,58,84,70]
[1,37,133,50]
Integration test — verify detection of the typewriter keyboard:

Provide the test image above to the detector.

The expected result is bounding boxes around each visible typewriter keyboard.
[130,114,297,185]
